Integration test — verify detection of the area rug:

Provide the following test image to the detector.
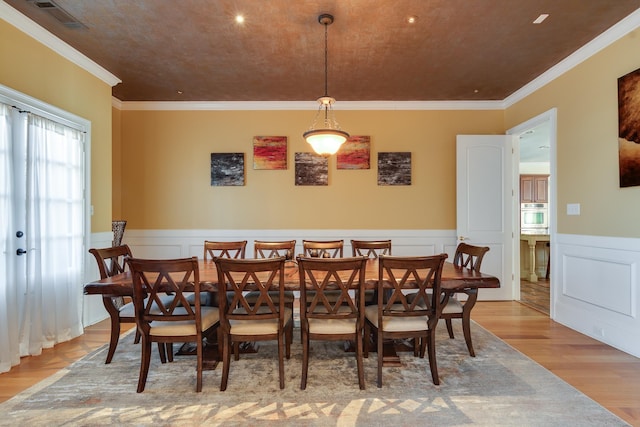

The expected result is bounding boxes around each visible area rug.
[0,323,628,426]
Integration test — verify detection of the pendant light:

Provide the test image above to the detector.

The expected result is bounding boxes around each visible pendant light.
[303,14,349,155]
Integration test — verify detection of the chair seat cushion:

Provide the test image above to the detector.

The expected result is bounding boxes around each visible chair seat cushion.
[229,307,293,335]
[183,292,212,306]
[308,317,357,334]
[307,305,357,334]
[365,305,429,332]
[149,306,219,336]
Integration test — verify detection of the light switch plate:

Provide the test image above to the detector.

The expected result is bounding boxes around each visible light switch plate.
[567,203,580,215]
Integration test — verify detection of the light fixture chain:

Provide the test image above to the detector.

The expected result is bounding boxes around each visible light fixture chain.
[324,20,329,97]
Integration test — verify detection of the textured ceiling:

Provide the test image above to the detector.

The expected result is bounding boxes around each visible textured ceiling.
[4,0,640,102]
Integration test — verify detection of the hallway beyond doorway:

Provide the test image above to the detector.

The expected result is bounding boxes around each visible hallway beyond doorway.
[519,278,550,315]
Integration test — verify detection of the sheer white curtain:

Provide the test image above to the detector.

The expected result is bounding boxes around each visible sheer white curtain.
[0,103,84,373]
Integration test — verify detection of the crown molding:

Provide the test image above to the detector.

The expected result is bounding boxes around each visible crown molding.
[504,7,640,108]
[116,99,505,111]
[1,1,121,87]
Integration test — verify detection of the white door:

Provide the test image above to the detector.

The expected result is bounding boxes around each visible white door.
[456,135,514,300]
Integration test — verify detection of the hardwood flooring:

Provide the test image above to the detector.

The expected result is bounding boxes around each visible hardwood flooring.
[519,277,550,315]
[2,302,640,426]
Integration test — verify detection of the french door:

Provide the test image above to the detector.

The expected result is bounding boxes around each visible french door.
[0,100,86,373]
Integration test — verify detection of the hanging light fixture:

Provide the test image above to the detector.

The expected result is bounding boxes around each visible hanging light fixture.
[303,13,349,156]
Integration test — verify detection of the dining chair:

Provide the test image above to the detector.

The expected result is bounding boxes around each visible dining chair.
[203,240,247,260]
[302,239,344,258]
[249,240,296,321]
[297,256,368,390]
[215,256,292,391]
[127,256,219,392]
[440,243,490,357]
[364,253,447,387]
[351,239,392,305]
[254,240,296,260]
[89,244,137,364]
[351,239,392,258]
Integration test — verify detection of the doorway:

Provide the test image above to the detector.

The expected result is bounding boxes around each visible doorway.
[507,109,556,317]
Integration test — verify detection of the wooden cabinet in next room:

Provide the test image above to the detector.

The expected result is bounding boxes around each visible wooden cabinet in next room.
[520,175,549,203]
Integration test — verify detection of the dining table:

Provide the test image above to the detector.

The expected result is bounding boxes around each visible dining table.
[84,257,500,367]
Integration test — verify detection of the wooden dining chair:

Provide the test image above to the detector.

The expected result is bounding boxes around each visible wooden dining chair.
[127,256,219,392]
[215,257,293,391]
[351,239,392,258]
[249,240,296,321]
[254,240,296,260]
[364,254,447,387]
[440,243,490,357]
[297,256,368,390]
[302,240,344,258]
[89,244,137,364]
[351,240,391,305]
[203,240,247,260]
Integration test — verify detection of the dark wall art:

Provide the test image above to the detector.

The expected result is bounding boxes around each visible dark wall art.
[337,135,371,169]
[253,136,287,170]
[211,153,245,186]
[295,152,328,186]
[618,67,640,187]
[378,152,411,186]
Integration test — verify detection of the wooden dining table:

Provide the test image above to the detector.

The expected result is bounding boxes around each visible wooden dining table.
[84,258,500,296]
[84,257,500,367]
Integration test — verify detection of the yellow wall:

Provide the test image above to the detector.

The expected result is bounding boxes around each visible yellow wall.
[112,106,122,219]
[505,30,640,238]
[119,109,504,229]
[0,19,114,233]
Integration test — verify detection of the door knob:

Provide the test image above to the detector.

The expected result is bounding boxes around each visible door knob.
[16,248,27,255]
[458,236,467,241]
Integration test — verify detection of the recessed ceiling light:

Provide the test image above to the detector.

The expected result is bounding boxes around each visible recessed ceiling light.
[235,15,245,24]
[533,14,549,24]
[406,15,418,24]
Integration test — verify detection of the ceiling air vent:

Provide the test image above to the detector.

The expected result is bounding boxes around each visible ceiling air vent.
[28,0,86,29]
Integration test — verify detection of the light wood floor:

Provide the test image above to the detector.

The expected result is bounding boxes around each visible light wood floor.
[1,302,639,425]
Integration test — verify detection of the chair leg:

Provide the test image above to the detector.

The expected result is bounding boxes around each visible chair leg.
[376,328,383,388]
[285,320,293,359]
[300,326,309,390]
[158,342,167,363]
[277,332,285,390]
[363,322,370,358]
[195,337,203,392]
[426,331,439,385]
[233,341,240,361]
[356,327,365,390]
[166,343,174,362]
[137,337,152,393]
[220,333,231,391]
[445,318,455,339]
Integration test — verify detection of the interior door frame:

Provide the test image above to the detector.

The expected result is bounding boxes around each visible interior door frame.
[506,108,557,317]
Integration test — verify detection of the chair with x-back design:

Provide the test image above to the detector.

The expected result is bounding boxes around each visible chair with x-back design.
[215,257,293,391]
[364,254,447,387]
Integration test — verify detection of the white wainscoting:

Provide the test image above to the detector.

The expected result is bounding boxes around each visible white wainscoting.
[552,233,640,358]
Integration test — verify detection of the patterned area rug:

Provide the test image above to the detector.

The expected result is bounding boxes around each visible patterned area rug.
[0,322,628,426]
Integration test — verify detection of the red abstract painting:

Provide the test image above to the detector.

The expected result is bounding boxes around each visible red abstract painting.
[253,136,287,170]
[337,135,370,169]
